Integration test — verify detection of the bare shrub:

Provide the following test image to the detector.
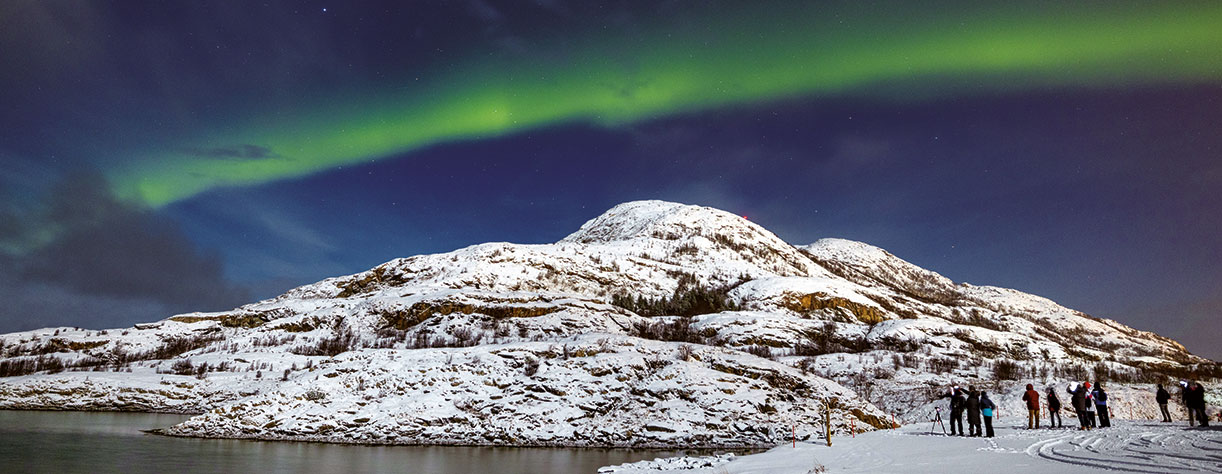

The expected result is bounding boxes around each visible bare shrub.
[170,359,194,375]
[523,357,540,376]
[677,344,696,361]
[928,356,958,374]
[290,328,358,356]
[992,359,1020,380]
[0,356,65,377]
[744,345,773,360]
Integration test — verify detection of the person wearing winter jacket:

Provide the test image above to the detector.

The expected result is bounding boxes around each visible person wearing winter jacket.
[1022,383,1041,429]
[938,386,966,435]
[1093,383,1111,428]
[950,388,966,436]
[1094,383,1114,427]
[1046,386,1063,428]
[1187,381,1210,427]
[980,391,997,438]
[966,388,982,437]
[1156,384,1172,422]
[1180,381,1194,426]
[1070,382,1090,430]
[1084,382,1097,428]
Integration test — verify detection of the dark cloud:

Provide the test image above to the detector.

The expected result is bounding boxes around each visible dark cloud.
[181,144,279,161]
[0,172,249,331]
[0,271,183,332]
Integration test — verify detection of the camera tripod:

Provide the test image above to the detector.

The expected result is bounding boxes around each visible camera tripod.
[931,407,947,435]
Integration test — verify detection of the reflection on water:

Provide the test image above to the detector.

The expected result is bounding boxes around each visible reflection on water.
[0,411,692,474]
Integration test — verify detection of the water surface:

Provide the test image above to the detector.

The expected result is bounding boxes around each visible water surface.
[0,410,692,473]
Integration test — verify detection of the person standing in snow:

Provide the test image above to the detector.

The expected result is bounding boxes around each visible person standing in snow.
[980,390,996,438]
[1156,384,1172,422]
[1022,383,1040,429]
[938,385,966,436]
[1180,381,1194,427]
[1187,381,1210,427]
[1084,382,1097,428]
[1093,383,1111,428]
[966,387,982,437]
[1046,386,1063,428]
[1070,382,1090,431]
[950,387,966,436]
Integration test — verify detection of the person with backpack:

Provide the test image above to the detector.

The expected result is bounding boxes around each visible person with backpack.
[1156,384,1172,422]
[966,387,982,437]
[1022,383,1040,429]
[1187,381,1210,427]
[1046,386,1063,428]
[1070,382,1090,431]
[980,390,996,438]
[1093,382,1111,428]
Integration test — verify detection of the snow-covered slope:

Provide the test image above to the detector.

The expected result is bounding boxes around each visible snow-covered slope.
[0,200,1216,448]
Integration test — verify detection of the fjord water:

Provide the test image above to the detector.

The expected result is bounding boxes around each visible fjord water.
[0,411,686,473]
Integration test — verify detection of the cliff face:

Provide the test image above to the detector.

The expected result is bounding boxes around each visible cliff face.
[0,200,1214,447]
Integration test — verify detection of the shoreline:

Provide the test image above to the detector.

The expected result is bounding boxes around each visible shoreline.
[0,407,766,452]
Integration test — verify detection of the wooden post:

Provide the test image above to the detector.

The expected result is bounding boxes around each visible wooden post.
[825,399,832,447]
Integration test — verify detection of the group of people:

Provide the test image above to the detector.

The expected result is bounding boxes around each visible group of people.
[1156,381,1211,427]
[1018,381,1110,430]
[937,378,1217,436]
[939,385,997,437]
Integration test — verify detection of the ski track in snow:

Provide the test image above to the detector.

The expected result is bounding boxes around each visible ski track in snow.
[603,422,1222,473]
[1027,423,1222,473]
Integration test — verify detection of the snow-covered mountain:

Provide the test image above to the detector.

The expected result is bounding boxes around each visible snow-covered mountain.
[0,200,1215,447]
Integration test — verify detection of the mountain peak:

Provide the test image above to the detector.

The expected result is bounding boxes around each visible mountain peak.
[561,200,759,244]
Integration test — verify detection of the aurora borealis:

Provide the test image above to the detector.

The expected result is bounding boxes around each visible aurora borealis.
[108,1,1222,206]
[1,1,1220,358]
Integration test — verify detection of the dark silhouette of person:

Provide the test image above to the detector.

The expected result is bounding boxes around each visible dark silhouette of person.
[966,388,982,437]
[980,390,997,438]
[938,386,966,436]
[1046,386,1063,428]
[1092,383,1111,428]
[1155,384,1172,422]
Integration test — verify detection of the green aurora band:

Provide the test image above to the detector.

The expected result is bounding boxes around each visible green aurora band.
[112,1,1222,206]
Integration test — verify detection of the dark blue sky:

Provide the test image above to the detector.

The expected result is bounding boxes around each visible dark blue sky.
[1,1,1219,359]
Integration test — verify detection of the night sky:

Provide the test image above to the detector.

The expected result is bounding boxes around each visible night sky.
[1,1,1219,360]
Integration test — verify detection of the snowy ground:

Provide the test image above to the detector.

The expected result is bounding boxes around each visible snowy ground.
[601,421,1221,473]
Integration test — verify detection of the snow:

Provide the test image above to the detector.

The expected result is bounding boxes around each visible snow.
[161,335,887,448]
[1,200,1217,451]
[600,421,1222,473]
[733,276,880,309]
[802,238,955,293]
